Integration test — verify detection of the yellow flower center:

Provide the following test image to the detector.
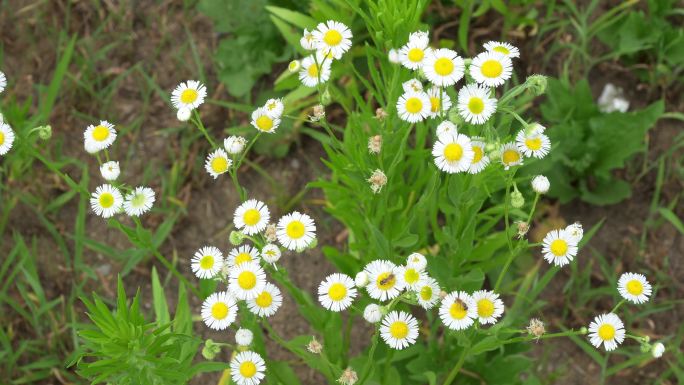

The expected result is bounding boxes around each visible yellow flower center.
[477,299,494,318]
[199,255,214,269]
[419,286,433,301]
[238,271,257,290]
[239,361,257,378]
[481,59,503,78]
[211,302,229,320]
[286,220,305,239]
[211,157,229,173]
[407,48,424,62]
[434,57,454,76]
[405,97,423,114]
[550,239,568,257]
[323,29,342,46]
[404,268,420,285]
[525,137,542,151]
[256,115,274,131]
[92,125,110,142]
[443,143,463,162]
[307,64,319,78]
[376,272,396,290]
[450,302,468,320]
[328,282,347,301]
[598,324,615,341]
[243,208,261,226]
[389,321,408,339]
[235,253,253,265]
[626,279,643,295]
[493,46,510,55]
[0,132,4,145]
[255,291,273,308]
[467,97,484,114]
[429,97,442,113]
[180,88,198,104]
[99,193,114,208]
[502,149,520,165]
[472,146,483,164]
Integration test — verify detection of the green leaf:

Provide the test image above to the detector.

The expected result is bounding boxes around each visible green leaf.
[151,267,170,326]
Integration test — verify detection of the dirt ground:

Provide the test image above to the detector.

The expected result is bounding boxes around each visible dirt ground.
[1,1,682,385]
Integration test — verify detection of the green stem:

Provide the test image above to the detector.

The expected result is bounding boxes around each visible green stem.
[441,346,469,385]
[192,110,217,148]
[527,193,540,224]
[610,299,625,314]
[382,349,394,385]
[358,330,380,385]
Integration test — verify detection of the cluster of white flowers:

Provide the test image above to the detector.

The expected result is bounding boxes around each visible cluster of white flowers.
[317,252,505,350]
[84,121,156,218]
[292,20,353,88]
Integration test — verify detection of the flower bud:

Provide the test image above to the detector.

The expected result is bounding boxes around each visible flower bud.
[447,106,464,125]
[288,60,301,72]
[306,336,323,354]
[579,327,588,334]
[531,175,550,194]
[368,169,387,194]
[388,49,400,64]
[375,108,388,121]
[224,136,247,155]
[321,89,332,105]
[652,342,665,358]
[363,304,382,323]
[310,104,326,122]
[201,339,221,360]
[38,125,52,140]
[354,271,369,287]
[176,107,191,122]
[526,318,546,340]
[229,231,245,246]
[264,224,277,243]
[338,367,358,385]
[525,74,548,96]
[511,190,525,208]
[368,135,382,154]
[235,328,253,347]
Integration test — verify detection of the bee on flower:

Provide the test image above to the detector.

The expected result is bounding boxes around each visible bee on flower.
[440,291,477,330]
[364,260,405,301]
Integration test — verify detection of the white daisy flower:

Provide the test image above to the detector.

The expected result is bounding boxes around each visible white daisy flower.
[432,132,474,174]
[276,211,316,251]
[468,138,490,174]
[531,175,550,194]
[318,273,357,312]
[416,277,440,310]
[263,98,284,118]
[588,313,625,351]
[426,87,453,118]
[260,244,281,264]
[617,272,652,304]
[84,121,117,152]
[402,78,423,93]
[406,252,427,271]
[470,52,513,87]
[246,282,282,317]
[399,31,431,70]
[234,199,270,235]
[363,304,383,323]
[388,49,400,64]
[235,328,254,347]
[472,290,504,325]
[299,54,332,87]
[435,120,458,138]
[191,246,224,279]
[516,127,550,158]
[205,148,232,179]
[440,291,477,330]
[483,41,520,58]
[364,260,405,301]
[123,186,155,217]
[201,291,238,330]
[99,161,120,181]
[500,142,523,169]
[457,84,497,125]
[541,229,578,267]
[228,261,266,300]
[0,71,6,93]
[396,91,431,123]
[565,222,584,244]
[90,184,123,218]
[423,48,465,87]
[397,265,424,290]
[230,351,266,385]
[312,20,353,59]
[227,245,260,267]
[0,122,16,156]
[251,107,281,134]
[300,28,317,50]
[224,136,247,155]
[171,80,206,110]
[380,311,419,350]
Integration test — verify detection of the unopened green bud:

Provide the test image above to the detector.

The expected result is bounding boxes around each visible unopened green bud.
[308,238,318,249]
[579,327,588,334]
[229,231,245,246]
[202,339,221,360]
[640,342,651,353]
[447,107,464,125]
[511,190,525,208]
[38,125,52,140]
[321,89,332,105]
[525,75,548,96]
